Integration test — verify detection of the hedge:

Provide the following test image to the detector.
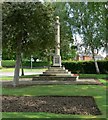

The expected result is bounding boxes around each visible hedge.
[2,60,108,74]
[1,60,50,68]
[62,60,108,74]
[22,61,50,67]
[2,60,16,67]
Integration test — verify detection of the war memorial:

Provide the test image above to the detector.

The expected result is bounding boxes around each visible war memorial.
[32,16,78,81]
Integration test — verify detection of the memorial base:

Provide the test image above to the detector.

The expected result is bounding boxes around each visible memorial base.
[32,66,77,81]
[53,55,61,67]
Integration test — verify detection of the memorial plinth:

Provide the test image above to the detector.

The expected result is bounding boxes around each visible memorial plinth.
[32,16,77,81]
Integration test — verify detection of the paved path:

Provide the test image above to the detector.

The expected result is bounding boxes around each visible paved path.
[0,69,46,77]
[0,71,43,77]
[1,78,102,86]
[0,70,102,86]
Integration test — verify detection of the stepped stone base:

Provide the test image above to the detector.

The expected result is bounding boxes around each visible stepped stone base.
[32,66,77,81]
[40,66,72,76]
[32,76,76,81]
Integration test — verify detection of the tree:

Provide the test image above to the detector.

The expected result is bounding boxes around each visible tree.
[66,2,107,73]
[0,3,2,67]
[2,2,55,86]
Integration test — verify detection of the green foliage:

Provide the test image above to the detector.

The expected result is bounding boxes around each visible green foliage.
[2,2,55,56]
[65,2,107,59]
[2,48,16,60]
[2,60,16,67]
[23,61,50,67]
[2,2,55,84]
[2,60,50,67]
[62,60,108,74]
[0,66,2,69]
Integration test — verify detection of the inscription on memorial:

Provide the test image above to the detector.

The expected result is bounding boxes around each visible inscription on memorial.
[55,57,59,64]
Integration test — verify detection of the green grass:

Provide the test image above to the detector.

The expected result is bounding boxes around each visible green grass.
[0,75,38,81]
[79,74,108,79]
[1,69,107,119]
[2,112,106,119]
[2,84,107,119]
[0,76,13,81]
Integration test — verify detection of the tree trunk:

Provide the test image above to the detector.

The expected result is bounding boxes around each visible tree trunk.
[21,56,24,76]
[0,51,2,67]
[13,52,21,87]
[106,43,108,58]
[0,61,1,67]
[94,59,100,74]
[92,53,100,74]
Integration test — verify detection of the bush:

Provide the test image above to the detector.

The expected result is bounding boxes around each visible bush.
[2,60,16,67]
[2,60,108,74]
[2,60,50,68]
[62,60,108,74]
[22,61,50,67]
[0,66,2,69]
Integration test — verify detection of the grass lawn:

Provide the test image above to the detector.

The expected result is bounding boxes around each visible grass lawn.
[1,69,107,119]
[2,82,107,119]
[79,74,108,79]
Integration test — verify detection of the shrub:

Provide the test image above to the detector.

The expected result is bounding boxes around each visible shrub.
[2,60,50,68]
[62,60,108,74]
[2,60,16,67]
[2,60,108,74]
[0,66,2,69]
[22,61,50,67]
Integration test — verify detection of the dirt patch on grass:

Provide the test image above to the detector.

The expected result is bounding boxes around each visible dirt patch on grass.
[1,96,101,115]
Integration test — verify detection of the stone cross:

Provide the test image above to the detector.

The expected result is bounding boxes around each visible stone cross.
[53,16,61,67]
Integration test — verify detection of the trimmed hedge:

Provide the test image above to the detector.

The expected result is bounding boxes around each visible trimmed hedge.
[2,60,16,67]
[2,60,108,74]
[62,60,108,74]
[22,61,50,67]
[2,60,50,68]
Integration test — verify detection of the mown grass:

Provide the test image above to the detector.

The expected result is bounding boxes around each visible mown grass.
[1,68,107,119]
[2,83,107,119]
[79,74,108,79]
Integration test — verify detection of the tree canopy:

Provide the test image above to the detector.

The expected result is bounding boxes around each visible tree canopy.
[2,2,55,85]
[2,2,55,56]
[2,2,107,77]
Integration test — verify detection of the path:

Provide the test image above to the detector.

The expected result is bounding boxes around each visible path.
[0,69,46,77]
[1,78,102,86]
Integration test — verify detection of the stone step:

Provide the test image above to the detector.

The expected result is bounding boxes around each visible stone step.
[41,73,71,76]
[42,71,72,76]
[45,69,69,72]
[43,71,69,74]
[32,76,76,81]
[42,66,72,77]
[48,67,66,70]
[46,69,67,72]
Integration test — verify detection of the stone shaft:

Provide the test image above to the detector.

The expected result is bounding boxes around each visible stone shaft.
[55,16,60,56]
[53,16,61,67]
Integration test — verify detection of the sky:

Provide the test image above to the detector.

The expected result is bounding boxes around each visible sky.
[74,34,106,57]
